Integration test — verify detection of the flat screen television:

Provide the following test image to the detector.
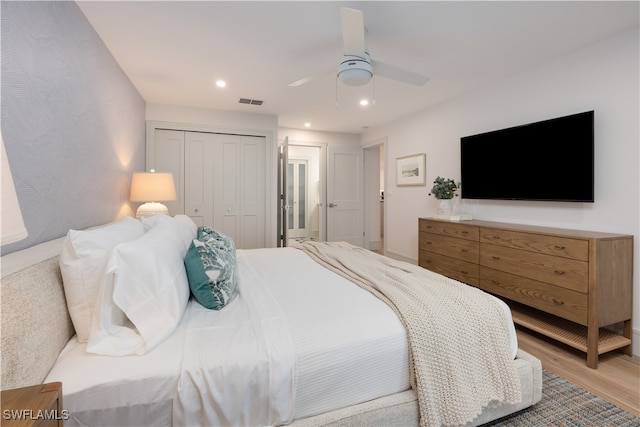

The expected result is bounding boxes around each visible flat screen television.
[460,110,594,202]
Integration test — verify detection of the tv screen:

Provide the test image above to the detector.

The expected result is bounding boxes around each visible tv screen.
[460,111,594,202]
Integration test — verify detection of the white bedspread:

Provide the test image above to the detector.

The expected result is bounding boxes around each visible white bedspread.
[44,246,517,426]
[173,251,296,426]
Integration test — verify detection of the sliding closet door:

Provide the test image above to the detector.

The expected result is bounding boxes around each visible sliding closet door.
[184,132,215,226]
[212,134,265,249]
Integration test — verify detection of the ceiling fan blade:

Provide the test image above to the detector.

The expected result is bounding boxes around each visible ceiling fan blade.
[288,68,335,87]
[341,7,366,57]
[372,60,430,86]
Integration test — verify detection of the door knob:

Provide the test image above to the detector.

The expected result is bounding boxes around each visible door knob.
[329,203,338,208]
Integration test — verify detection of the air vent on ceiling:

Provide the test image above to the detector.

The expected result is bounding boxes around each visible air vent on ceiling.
[239,98,263,106]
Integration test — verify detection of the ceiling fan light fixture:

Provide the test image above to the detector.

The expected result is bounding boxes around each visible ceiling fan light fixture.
[338,53,373,86]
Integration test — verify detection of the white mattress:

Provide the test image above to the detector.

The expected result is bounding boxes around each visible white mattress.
[45,247,517,426]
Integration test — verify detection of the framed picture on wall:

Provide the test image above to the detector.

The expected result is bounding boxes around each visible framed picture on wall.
[396,153,426,186]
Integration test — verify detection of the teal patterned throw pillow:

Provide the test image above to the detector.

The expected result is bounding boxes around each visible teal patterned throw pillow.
[184,227,238,310]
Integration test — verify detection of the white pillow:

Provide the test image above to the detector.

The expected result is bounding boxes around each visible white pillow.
[86,215,197,356]
[59,216,145,342]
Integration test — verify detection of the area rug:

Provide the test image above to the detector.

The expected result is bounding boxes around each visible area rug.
[485,370,639,426]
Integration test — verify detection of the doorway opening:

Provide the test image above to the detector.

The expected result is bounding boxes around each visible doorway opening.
[364,140,385,254]
[278,139,324,247]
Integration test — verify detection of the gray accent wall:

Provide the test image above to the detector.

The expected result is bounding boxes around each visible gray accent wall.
[1,1,146,255]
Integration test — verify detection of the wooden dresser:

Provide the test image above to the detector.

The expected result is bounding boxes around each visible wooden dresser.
[419,217,633,368]
[1,382,65,426]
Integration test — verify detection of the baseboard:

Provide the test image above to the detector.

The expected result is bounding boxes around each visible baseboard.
[383,250,417,265]
[368,240,382,251]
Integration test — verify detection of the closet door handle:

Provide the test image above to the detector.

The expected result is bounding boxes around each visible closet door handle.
[329,203,338,208]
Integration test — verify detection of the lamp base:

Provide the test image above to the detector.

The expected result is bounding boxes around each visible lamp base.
[136,202,169,219]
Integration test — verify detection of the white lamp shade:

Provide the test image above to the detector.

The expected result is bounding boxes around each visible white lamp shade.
[130,172,177,202]
[1,133,28,245]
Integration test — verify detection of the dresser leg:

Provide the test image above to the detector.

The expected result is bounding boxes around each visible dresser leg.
[586,326,599,369]
[623,320,632,356]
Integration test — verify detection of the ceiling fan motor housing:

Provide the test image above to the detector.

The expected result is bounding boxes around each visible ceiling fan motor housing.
[338,52,373,86]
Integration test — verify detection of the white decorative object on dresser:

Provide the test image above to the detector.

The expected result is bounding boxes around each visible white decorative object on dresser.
[419,217,633,369]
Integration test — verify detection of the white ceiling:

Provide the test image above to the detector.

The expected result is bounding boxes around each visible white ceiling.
[76,1,639,134]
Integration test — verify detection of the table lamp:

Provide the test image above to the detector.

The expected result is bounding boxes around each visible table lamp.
[130,170,177,218]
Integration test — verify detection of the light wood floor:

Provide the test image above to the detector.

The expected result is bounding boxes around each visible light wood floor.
[516,326,640,417]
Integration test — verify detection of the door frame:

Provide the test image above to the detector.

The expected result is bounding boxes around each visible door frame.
[363,137,387,252]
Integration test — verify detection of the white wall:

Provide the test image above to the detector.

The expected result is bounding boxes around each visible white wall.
[147,104,278,133]
[362,28,639,355]
[278,127,361,148]
[1,1,146,255]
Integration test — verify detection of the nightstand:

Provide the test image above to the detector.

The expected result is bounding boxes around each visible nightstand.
[1,382,65,426]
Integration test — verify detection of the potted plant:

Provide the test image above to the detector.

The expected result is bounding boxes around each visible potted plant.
[428,177,460,215]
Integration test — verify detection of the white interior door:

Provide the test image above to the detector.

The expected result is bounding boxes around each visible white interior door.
[184,132,214,226]
[327,146,364,246]
[278,137,289,247]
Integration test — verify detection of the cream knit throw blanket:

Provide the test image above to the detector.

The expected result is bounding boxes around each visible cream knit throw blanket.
[294,241,521,427]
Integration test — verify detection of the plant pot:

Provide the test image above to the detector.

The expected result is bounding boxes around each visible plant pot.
[438,199,453,216]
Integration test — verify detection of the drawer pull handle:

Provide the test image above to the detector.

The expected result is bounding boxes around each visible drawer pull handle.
[461,231,469,235]
[492,236,500,240]
[552,299,565,305]
[554,245,566,250]
[554,270,565,276]
[460,270,467,274]
[491,280,500,285]
[461,249,468,253]
[492,256,500,260]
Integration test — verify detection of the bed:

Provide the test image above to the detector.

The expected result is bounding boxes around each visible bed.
[1,215,542,427]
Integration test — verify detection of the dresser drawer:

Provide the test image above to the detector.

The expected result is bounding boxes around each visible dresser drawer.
[480,267,588,325]
[480,228,588,261]
[480,243,588,293]
[419,232,479,263]
[419,219,479,241]
[420,251,479,286]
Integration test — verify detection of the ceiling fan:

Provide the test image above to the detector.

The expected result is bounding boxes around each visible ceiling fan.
[289,7,429,88]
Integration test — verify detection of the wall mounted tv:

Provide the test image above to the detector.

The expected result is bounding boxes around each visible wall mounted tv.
[460,110,594,202]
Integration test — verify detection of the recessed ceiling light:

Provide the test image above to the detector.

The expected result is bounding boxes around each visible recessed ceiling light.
[304,122,311,128]
[360,99,369,106]
[215,80,226,88]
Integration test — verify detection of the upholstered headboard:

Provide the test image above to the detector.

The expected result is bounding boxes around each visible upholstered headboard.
[1,238,75,390]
